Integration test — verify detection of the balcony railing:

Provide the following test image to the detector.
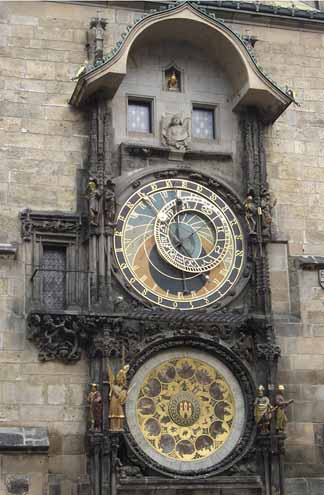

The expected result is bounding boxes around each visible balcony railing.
[28,268,93,312]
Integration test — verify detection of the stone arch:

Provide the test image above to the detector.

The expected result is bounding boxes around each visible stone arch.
[70,2,292,123]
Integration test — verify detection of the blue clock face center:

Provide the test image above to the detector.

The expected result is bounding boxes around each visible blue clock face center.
[169,222,202,258]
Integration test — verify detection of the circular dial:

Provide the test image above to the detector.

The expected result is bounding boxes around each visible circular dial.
[136,357,234,461]
[126,349,246,474]
[114,177,244,310]
[154,196,229,273]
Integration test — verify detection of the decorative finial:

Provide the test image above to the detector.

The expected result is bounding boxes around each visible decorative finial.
[90,14,107,63]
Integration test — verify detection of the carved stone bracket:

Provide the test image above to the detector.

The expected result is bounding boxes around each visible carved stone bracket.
[27,310,256,363]
[256,342,281,362]
[27,313,101,363]
[121,142,232,162]
[28,310,276,369]
[20,210,81,241]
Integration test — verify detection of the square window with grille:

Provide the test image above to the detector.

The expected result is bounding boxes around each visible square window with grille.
[127,99,152,134]
[42,245,66,310]
[192,107,215,140]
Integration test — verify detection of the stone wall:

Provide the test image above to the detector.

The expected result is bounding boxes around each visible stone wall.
[1,1,324,493]
[229,19,324,486]
[0,1,111,493]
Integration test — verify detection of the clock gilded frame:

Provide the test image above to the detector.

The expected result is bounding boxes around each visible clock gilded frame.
[126,349,245,473]
[113,169,248,311]
[124,336,256,478]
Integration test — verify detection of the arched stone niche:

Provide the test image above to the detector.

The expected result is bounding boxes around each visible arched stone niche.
[112,32,236,151]
[70,3,292,124]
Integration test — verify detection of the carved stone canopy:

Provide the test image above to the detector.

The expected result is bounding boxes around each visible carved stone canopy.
[70,2,292,123]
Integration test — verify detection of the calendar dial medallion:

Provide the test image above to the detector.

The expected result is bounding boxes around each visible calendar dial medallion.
[136,357,235,462]
[114,178,245,310]
[126,349,247,474]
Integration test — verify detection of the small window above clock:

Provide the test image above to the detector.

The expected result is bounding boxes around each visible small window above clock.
[127,98,153,134]
[192,105,216,140]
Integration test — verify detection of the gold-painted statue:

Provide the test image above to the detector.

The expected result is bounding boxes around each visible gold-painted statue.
[86,383,102,431]
[275,384,293,432]
[167,71,179,91]
[254,385,273,433]
[108,364,130,431]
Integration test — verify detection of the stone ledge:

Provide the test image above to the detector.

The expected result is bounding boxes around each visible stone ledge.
[286,477,324,495]
[0,243,17,259]
[121,142,233,161]
[0,427,49,453]
[117,476,263,491]
[295,256,324,269]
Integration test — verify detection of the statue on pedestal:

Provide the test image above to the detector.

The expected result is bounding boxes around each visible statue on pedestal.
[86,177,101,226]
[275,384,293,432]
[86,383,102,431]
[108,364,130,431]
[244,193,257,234]
[254,385,273,433]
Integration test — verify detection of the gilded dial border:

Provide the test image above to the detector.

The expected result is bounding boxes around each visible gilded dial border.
[113,178,245,310]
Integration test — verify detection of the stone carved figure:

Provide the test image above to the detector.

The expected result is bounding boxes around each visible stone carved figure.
[254,385,273,433]
[261,188,277,233]
[244,194,257,234]
[86,383,102,431]
[116,459,142,479]
[90,16,107,63]
[104,178,116,225]
[86,177,101,225]
[108,364,130,431]
[231,332,254,363]
[161,114,191,152]
[274,384,293,432]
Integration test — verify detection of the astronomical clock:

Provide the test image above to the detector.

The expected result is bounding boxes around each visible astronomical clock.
[113,175,246,311]
[25,3,290,494]
[110,169,255,479]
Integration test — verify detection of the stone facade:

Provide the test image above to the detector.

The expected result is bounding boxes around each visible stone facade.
[0,1,324,494]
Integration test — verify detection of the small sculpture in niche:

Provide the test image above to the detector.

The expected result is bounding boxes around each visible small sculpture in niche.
[244,193,257,234]
[161,114,191,152]
[260,188,277,234]
[165,66,181,92]
[86,177,101,226]
[116,459,143,479]
[104,178,116,226]
[108,364,130,431]
[274,384,293,432]
[86,383,102,431]
[254,385,273,433]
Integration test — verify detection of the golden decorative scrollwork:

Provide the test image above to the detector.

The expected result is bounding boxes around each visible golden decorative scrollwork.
[136,357,234,462]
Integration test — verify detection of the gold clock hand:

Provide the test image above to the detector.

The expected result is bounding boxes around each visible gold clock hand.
[181,224,210,242]
[169,231,207,290]
[141,194,159,214]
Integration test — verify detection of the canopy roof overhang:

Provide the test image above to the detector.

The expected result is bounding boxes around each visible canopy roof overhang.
[70,2,293,124]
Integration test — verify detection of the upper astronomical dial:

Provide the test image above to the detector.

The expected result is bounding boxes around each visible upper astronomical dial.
[113,177,245,311]
[154,194,231,274]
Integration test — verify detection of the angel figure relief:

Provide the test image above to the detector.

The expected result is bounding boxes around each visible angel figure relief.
[108,364,131,431]
[161,113,191,152]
